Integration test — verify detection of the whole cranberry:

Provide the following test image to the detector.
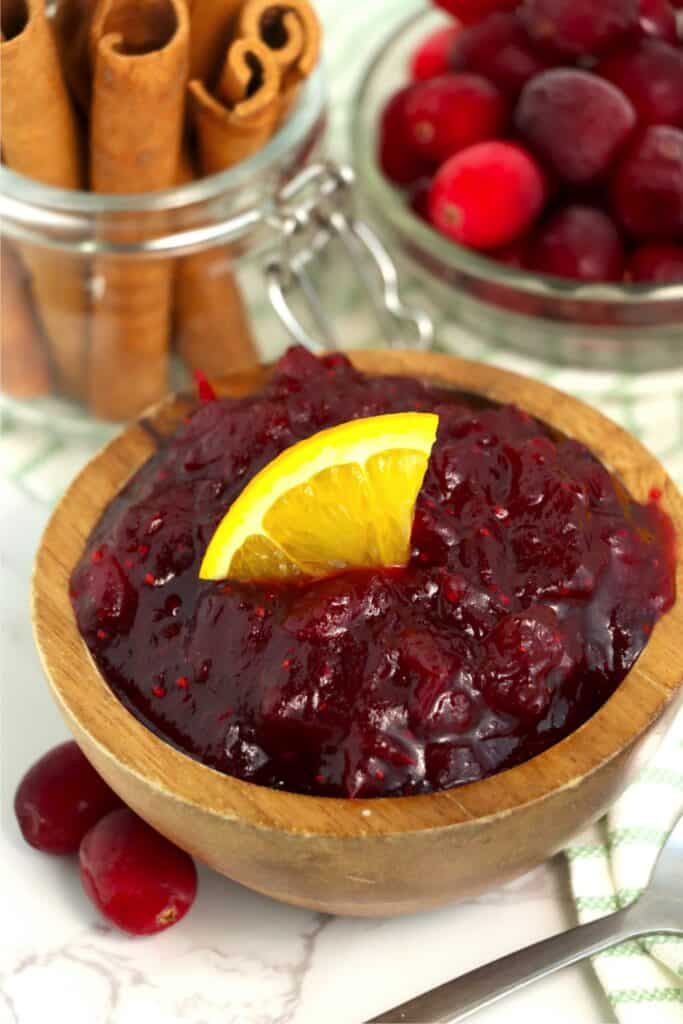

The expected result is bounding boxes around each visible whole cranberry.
[404,73,507,164]
[637,0,679,42]
[529,206,626,282]
[598,41,683,128]
[428,141,546,250]
[515,69,637,183]
[449,12,552,96]
[611,126,683,238]
[629,244,683,281]
[519,0,639,56]
[411,25,462,81]
[14,741,121,854]
[378,85,434,186]
[493,237,530,267]
[434,0,521,25]
[79,808,197,935]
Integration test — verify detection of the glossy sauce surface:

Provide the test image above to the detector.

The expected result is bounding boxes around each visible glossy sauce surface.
[71,349,676,797]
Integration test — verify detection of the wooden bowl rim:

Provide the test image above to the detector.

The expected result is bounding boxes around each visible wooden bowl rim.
[32,349,683,839]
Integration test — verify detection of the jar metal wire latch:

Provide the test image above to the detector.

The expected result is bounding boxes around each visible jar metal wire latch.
[264,161,434,352]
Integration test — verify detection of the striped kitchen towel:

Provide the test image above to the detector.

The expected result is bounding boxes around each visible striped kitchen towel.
[566,710,683,1022]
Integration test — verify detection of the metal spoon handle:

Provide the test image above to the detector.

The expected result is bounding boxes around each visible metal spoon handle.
[367,906,641,1023]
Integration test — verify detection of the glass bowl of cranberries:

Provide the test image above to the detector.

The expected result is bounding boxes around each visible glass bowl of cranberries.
[352,0,683,371]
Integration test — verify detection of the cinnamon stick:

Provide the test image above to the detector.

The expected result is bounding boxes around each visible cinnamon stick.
[186,0,243,85]
[1,239,51,398]
[235,0,321,119]
[0,0,87,396]
[188,37,281,174]
[88,0,189,420]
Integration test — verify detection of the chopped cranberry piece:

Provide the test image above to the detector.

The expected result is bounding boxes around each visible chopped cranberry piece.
[79,808,197,935]
[528,206,626,282]
[14,742,121,854]
[450,12,553,96]
[637,0,679,42]
[433,0,521,24]
[404,73,508,164]
[519,0,639,56]
[411,24,462,81]
[611,126,683,238]
[515,69,637,183]
[428,141,546,249]
[482,606,566,720]
[629,244,683,282]
[378,85,435,186]
[598,41,683,128]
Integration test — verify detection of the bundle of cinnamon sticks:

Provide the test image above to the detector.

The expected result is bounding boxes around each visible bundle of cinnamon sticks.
[0,0,321,418]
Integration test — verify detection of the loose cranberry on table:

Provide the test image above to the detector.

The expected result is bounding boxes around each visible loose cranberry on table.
[403,73,507,164]
[630,244,683,282]
[428,141,546,249]
[79,808,197,935]
[528,206,626,283]
[637,0,679,43]
[449,12,553,97]
[379,85,435,186]
[14,741,121,854]
[410,24,463,81]
[519,0,640,56]
[515,69,637,184]
[598,41,683,129]
[611,126,683,238]
[433,0,520,24]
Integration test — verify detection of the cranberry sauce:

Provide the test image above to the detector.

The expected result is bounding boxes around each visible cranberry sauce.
[71,348,676,798]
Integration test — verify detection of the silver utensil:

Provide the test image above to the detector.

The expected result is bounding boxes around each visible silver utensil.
[368,815,683,1023]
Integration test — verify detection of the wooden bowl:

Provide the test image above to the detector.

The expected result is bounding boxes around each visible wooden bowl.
[33,351,683,917]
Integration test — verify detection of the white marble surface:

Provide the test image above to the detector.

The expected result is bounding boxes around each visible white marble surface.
[0,473,616,1023]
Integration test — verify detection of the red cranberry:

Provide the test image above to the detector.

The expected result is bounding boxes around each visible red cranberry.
[515,69,637,183]
[598,41,683,128]
[428,141,546,250]
[14,742,122,854]
[433,0,521,25]
[637,0,679,42]
[79,808,197,935]
[611,126,683,238]
[529,206,625,282]
[482,606,565,720]
[378,85,434,186]
[493,237,530,267]
[519,0,639,56]
[449,12,552,96]
[629,244,683,281]
[404,73,507,164]
[411,24,462,81]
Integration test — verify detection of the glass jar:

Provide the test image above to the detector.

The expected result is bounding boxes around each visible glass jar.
[1,69,366,429]
[351,8,683,373]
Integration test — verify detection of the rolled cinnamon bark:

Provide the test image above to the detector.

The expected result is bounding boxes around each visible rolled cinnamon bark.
[88,0,189,420]
[235,0,321,118]
[1,239,51,398]
[188,37,281,174]
[176,42,277,378]
[186,0,243,85]
[1,0,87,396]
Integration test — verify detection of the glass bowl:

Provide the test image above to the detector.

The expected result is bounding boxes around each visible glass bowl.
[351,7,683,372]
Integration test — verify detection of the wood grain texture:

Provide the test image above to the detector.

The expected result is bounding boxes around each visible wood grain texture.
[32,351,683,916]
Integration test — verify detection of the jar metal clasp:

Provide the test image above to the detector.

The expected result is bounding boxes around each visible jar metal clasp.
[264,161,434,352]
